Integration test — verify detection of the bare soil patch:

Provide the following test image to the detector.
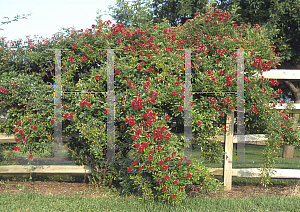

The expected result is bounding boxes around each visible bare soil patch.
[188,184,300,199]
[0,180,299,199]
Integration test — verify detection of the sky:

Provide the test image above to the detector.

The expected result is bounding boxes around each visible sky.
[0,0,223,42]
[0,0,121,42]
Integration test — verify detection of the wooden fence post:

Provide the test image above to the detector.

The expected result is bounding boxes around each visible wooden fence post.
[223,110,234,191]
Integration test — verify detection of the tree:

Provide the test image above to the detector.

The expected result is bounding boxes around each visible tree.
[0,14,31,31]
[220,0,300,70]
[105,0,155,30]
[151,0,210,26]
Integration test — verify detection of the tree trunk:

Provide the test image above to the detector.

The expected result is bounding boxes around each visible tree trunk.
[282,145,295,159]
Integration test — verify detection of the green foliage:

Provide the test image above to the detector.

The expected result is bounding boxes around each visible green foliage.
[221,0,300,69]
[278,102,300,147]
[0,149,19,165]
[196,139,223,164]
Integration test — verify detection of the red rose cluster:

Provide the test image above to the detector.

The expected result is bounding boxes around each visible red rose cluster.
[80,97,92,107]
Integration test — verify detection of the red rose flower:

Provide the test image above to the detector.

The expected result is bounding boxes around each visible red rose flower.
[128,167,132,171]
[139,166,143,170]
[178,106,183,111]
[159,160,164,165]
[163,186,167,191]
[172,194,176,198]
[162,165,168,170]
[15,138,19,143]
[174,180,178,184]
[33,126,37,130]
[187,173,192,178]
[18,121,21,125]
[50,120,55,124]
[28,154,32,159]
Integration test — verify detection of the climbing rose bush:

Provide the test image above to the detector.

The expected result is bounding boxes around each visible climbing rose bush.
[0,6,291,204]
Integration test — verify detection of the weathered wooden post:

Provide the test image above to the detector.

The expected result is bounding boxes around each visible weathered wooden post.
[223,110,234,191]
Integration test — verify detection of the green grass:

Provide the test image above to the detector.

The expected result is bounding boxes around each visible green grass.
[193,144,300,169]
[0,189,299,211]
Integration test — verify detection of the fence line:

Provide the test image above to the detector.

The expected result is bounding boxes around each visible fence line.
[1,165,300,179]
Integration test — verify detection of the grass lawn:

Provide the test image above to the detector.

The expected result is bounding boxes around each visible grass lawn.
[194,144,300,169]
[0,190,299,212]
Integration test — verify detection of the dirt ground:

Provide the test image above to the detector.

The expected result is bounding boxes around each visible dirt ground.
[0,180,300,199]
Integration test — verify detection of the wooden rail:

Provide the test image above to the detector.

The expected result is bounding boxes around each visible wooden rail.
[0,133,77,143]
[0,165,299,179]
[0,165,91,175]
